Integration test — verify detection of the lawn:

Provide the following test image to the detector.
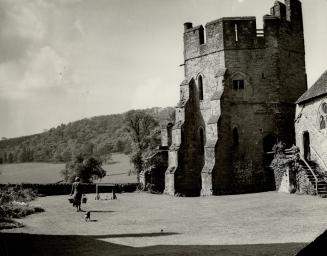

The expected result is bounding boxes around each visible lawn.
[0,153,135,184]
[2,191,327,255]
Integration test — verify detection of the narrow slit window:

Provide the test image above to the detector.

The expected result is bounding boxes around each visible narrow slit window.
[198,75,204,100]
[200,128,205,154]
[234,24,238,42]
[320,116,326,130]
[233,80,238,90]
[233,127,239,146]
[199,28,205,45]
[239,80,245,90]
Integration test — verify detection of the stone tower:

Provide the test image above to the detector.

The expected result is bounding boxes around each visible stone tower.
[163,0,307,196]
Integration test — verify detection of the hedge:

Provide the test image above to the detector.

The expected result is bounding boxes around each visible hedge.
[0,183,139,196]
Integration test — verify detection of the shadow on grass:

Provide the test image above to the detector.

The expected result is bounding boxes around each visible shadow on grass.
[0,232,308,256]
[90,210,115,213]
[105,161,120,165]
[296,229,327,255]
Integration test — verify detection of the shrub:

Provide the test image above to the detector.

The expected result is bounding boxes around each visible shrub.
[0,185,44,230]
[61,155,106,183]
[0,218,24,230]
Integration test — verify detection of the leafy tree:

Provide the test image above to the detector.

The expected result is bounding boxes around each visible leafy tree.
[61,155,106,183]
[95,143,112,163]
[124,110,161,181]
[61,149,72,162]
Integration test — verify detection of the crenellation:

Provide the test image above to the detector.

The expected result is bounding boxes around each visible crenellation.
[271,1,287,19]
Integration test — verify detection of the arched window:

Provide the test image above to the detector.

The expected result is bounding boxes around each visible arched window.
[320,116,326,130]
[198,75,204,100]
[318,102,327,130]
[322,103,327,114]
[199,128,205,154]
[263,134,277,153]
[232,127,239,146]
[167,123,173,147]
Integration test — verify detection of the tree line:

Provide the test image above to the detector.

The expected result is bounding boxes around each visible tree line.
[0,107,174,165]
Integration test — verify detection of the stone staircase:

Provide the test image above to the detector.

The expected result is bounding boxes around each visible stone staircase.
[299,159,327,197]
[285,148,327,197]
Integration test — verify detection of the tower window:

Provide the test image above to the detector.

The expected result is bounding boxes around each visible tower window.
[198,75,204,100]
[232,127,239,147]
[320,116,326,130]
[199,128,205,154]
[232,80,245,90]
[199,27,205,45]
[322,103,327,114]
[234,24,238,42]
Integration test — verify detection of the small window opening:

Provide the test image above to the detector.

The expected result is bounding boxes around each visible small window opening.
[199,28,205,45]
[261,73,265,79]
[199,128,205,154]
[232,127,239,147]
[232,80,245,90]
[322,103,327,114]
[320,116,326,130]
[234,24,238,42]
[198,75,204,100]
[167,123,173,147]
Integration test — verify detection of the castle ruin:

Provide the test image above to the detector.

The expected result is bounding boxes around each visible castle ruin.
[161,0,307,196]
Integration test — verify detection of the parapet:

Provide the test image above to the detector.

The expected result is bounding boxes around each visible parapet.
[183,0,303,60]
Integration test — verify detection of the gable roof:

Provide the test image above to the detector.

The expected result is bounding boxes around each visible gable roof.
[297,70,327,104]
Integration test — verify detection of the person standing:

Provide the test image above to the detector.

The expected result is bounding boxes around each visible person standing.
[70,177,83,212]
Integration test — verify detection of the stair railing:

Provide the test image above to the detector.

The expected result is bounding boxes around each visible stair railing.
[298,153,318,195]
[310,145,327,173]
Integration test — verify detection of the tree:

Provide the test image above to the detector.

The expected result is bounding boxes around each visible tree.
[124,111,160,181]
[95,143,112,163]
[61,148,72,162]
[60,155,106,183]
[8,152,14,163]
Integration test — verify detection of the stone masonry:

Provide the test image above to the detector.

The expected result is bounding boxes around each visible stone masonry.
[162,0,307,196]
[295,71,327,173]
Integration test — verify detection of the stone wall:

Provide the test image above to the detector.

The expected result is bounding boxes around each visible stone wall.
[165,0,307,196]
[295,96,327,173]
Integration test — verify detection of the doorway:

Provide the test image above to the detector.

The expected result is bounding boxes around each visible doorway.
[303,131,310,161]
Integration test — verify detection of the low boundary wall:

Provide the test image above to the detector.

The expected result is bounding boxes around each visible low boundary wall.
[0,183,139,196]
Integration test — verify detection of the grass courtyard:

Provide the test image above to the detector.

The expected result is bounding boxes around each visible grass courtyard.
[2,191,327,255]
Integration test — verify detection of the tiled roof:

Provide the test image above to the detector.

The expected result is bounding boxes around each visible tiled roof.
[297,70,327,104]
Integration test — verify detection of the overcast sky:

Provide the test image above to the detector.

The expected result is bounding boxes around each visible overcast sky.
[0,0,326,138]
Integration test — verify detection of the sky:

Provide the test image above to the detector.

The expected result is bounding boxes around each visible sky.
[0,0,326,138]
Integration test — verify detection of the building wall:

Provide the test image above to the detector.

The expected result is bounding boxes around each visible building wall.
[165,0,307,196]
[295,97,327,172]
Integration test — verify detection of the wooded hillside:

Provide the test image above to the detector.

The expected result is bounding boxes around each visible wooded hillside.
[0,107,174,164]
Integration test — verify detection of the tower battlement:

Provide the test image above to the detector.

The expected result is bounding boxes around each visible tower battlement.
[183,0,303,61]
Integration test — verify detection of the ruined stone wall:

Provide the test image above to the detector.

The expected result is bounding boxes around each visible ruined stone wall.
[295,98,327,173]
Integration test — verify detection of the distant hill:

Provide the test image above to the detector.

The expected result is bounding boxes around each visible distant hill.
[0,107,174,164]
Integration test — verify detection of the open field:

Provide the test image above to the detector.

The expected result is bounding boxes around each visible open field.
[0,153,135,184]
[2,191,327,255]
